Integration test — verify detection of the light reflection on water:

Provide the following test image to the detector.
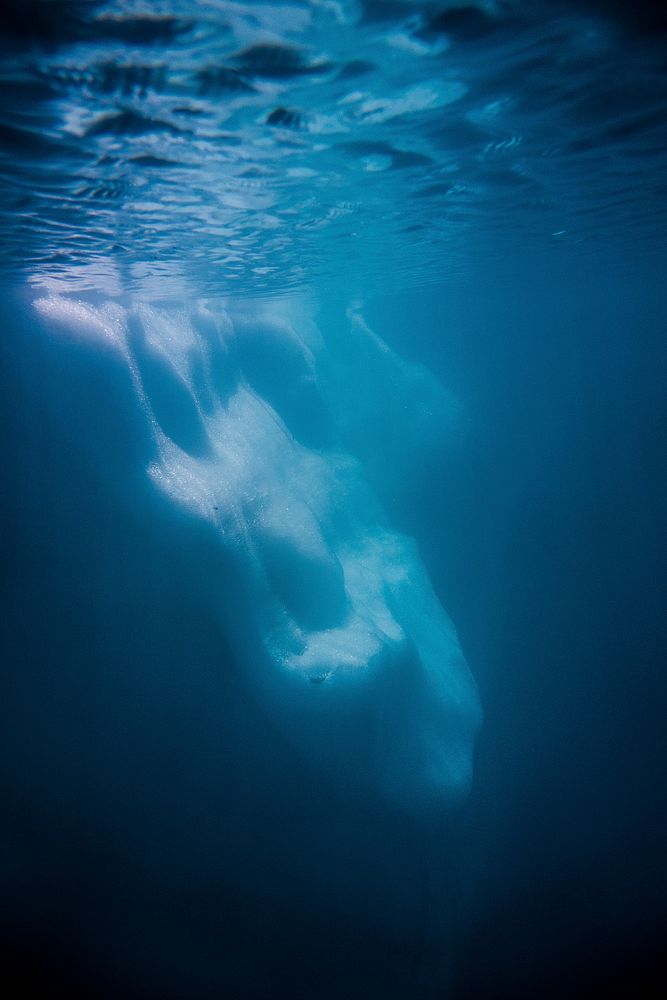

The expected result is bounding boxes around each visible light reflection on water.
[0,1,665,298]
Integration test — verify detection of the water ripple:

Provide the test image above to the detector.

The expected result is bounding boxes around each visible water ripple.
[0,1,665,297]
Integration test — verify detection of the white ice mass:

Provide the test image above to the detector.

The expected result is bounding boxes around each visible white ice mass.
[34,292,482,815]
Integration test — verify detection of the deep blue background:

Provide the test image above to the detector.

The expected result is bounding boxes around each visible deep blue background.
[2,245,665,998]
[368,247,667,997]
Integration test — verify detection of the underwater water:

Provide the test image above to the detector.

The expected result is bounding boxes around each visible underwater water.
[1,2,666,997]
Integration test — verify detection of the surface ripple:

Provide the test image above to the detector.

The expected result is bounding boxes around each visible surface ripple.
[0,0,665,297]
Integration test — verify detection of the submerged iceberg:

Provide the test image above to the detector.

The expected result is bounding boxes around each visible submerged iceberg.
[33,291,481,816]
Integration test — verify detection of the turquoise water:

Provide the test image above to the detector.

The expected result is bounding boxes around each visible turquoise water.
[1,3,666,998]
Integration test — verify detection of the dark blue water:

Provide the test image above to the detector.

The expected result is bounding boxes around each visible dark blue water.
[1,3,666,998]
